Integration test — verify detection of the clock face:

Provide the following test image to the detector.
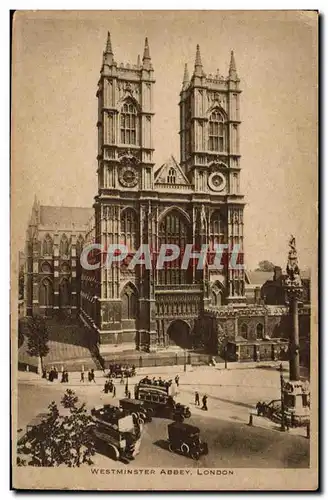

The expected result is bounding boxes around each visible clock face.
[208,172,226,192]
[119,165,138,188]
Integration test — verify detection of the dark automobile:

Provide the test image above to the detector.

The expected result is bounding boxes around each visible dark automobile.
[119,398,153,423]
[167,422,208,460]
[107,364,136,378]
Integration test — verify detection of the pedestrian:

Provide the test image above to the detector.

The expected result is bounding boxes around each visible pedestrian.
[202,394,208,411]
[53,367,58,380]
[49,370,54,383]
[125,382,129,397]
[80,369,84,382]
[120,374,124,384]
[65,370,69,383]
[112,385,116,397]
[175,375,180,387]
[90,368,96,383]
[61,371,65,383]
[195,391,200,406]
[104,381,109,394]
[128,391,131,399]
[42,368,47,379]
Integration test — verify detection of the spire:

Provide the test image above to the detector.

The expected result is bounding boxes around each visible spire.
[143,37,151,61]
[105,31,113,54]
[142,37,152,70]
[229,50,238,80]
[182,63,189,89]
[194,44,203,77]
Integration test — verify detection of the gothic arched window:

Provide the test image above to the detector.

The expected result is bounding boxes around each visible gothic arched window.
[41,262,52,274]
[120,208,138,252]
[256,323,264,340]
[209,210,225,251]
[167,167,176,184]
[40,278,53,306]
[121,284,138,319]
[42,234,53,256]
[60,234,69,257]
[120,102,137,145]
[208,109,226,152]
[76,235,84,256]
[59,278,70,307]
[241,323,248,339]
[158,209,191,285]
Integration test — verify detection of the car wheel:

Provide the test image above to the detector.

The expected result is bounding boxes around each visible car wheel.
[191,451,200,460]
[181,443,189,454]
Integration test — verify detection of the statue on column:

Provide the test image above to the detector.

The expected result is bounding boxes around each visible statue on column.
[285,235,302,287]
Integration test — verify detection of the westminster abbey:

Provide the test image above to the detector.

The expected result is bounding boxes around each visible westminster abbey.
[24,33,310,360]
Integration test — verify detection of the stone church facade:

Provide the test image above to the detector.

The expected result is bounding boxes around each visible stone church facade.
[79,34,246,352]
[23,33,310,360]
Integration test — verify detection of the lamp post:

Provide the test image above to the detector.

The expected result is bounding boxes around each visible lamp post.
[184,349,187,372]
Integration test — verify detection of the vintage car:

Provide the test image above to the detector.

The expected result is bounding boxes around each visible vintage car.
[119,398,153,423]
[107,364,136,378]
[167,422,208,460]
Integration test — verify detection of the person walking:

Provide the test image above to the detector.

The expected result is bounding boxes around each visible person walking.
[125,381,129,397]
[195,391,200,406]
[90,368,96,383]
[80,368,85,383]
[175,375,180,387]
[202,394,208,411]
[112,385,116,398]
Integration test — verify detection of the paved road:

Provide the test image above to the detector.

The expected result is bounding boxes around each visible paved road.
[16,380,309,469]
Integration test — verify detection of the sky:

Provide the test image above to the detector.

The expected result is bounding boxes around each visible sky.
[11,10,318,271]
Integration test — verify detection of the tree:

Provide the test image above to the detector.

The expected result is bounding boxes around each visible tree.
[255,260,275,272]
[17,390,96,467]
[26,315,50,373]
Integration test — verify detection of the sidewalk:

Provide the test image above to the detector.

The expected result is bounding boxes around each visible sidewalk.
[18,359,289,381]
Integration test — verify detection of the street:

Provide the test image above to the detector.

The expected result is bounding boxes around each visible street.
[16,366,310,469]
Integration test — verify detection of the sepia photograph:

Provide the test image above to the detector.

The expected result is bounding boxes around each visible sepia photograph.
[11,10,318,490]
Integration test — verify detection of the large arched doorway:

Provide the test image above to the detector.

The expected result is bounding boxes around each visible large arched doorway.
[167,320,191,349]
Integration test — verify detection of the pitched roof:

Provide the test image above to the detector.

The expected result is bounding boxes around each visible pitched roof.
[154,156,190,187]
[39,206,93,229]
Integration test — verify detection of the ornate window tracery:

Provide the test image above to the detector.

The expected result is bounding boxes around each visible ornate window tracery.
[42,234,53,256]
[120,102,137,145]
[40,278,53,306]
[158,210,191,285]
[256,323,264,340]
[121,284,138,319]
[120,208,138,252]
[60,234,69,257]
[241,323,248,339]
[59,278,70,306]
[208,109,226,152]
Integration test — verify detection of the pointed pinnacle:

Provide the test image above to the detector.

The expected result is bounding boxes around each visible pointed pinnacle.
[195,44,202,68]
[182,63,189,86]
[105,32,113,54]
[143,37,151,60]
[229,50,238,77]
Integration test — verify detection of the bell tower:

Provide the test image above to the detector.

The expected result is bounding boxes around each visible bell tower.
[96,33,155,194]
[91,33,157,348]
[179,47,245,303]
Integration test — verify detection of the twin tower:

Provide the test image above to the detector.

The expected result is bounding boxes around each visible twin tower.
[80,33,245,350]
